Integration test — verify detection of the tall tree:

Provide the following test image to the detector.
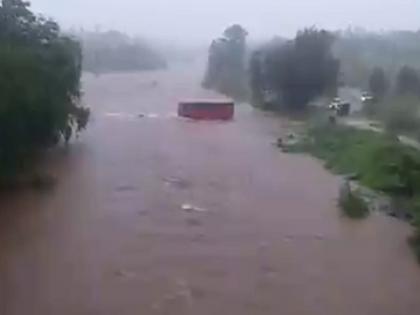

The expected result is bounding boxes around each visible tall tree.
[396,66,420,96]
[0,0,89,177]
[203,24,248,99]
[253,28,339,110]
[369,67,388,100]
[249,50,264,106]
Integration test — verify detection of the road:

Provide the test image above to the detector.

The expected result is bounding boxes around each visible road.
[1,64,420,315]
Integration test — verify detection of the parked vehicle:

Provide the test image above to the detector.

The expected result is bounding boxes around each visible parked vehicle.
[361,92,374,103]
[328,97,351,116]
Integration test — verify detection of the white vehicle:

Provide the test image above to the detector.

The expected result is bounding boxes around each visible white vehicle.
[328,97,342,110]
[361,92,374,103]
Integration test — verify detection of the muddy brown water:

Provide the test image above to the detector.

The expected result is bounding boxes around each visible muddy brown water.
[1,64,420,315]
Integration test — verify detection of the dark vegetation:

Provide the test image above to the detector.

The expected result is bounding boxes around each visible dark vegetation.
[0,0,89,183]
[78,30,167,74]
[369,67,389,101]
[337,31,420,137]
[367,66,420,135]
[203,24,248,99]
[334,30,420,88]
[250,28,340,111]
[338,182,369,219]
[396,66,420,97]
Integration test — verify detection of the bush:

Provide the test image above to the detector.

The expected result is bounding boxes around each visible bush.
[338,181,369,219]
[396,66,420,96]
[369,67,388,100]
[382,95,420,133]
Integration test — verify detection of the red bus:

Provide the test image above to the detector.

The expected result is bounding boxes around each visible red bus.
[178,99,234,120]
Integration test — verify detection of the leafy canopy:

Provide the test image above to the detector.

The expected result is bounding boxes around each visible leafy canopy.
[0,0,89,176]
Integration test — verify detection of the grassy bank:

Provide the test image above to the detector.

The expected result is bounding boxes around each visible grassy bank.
[286,121,420,261]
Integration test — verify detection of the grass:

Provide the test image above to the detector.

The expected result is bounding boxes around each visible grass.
[288,123,420,196]
[287,120,420,262]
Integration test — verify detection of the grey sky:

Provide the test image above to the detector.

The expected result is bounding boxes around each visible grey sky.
[30,0,420,42]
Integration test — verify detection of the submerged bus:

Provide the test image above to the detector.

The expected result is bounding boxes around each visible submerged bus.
[178,99,234,120]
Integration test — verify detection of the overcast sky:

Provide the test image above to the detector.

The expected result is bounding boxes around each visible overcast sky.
[30,0,420,43]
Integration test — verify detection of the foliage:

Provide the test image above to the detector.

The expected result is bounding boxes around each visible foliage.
[249,50,264,105]
[396,66,420,96]
[203,24,248,99]
[369,67,388,100]
[334,30,420,88]
[250,28,339,110]
[77,30,167,74]
[289,123,420,198]
[382,95,420,134]
[408,229,420,263]
[0,0,89,179]
[338,184,369,219]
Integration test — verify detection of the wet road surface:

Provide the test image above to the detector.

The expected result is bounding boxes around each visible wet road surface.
[1,64,420,315]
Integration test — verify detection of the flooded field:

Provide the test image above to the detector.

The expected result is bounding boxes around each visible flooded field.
[1,64,420,315]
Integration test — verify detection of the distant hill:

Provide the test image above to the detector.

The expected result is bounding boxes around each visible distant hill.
[75,30,167,74]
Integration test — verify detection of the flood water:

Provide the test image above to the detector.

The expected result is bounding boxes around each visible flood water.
[1,63,420,315]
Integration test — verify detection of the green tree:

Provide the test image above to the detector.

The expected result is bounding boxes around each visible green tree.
[252,28,339,110]
[369,67,388,100]
[396,66,420,96]
[0,0,89,179]
[249,50,264,106]
[203,24,248,99]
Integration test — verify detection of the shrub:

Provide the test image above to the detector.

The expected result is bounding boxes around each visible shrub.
[338,181,369,219]
[382,95,420,134]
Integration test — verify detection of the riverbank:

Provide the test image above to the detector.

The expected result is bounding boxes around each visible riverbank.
[281,119,420,262]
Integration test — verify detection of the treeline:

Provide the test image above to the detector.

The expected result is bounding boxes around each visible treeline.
[0,0,89,181]
[203,25,420,114]
[335,30,420,88]
[365,64,420,134]
[77,30,167,74]
[203,26,340,109]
